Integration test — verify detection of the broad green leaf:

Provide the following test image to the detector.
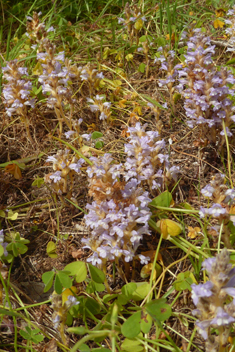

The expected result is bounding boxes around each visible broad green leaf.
[121,338,144,352]
[179,202,194,210]
[79,344,90,352]
[95,141,104,149]
[85,297,101,316]
[0,245,4,257]
[121,311,141,338]
[91,131,103,140]
[64,261,87,283]
[138,63,146,73]
[46,241,58,258]
[57,271,73,289]
[139,35,153,43]
[149,191,172,207]
[103,294,118,303]
[145,299,172,322]
[122,282,137,297]
[88,264,105,283]
[42,271,55,292]
[54,274,63,294]
[140,312,152,334]
[132,283,151,301]
[0,210,5,217]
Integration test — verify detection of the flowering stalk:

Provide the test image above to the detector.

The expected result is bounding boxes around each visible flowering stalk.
[81,122,179,282]
[191,249,235,352]
[155,47,180,114]
[175,28,235,146]
[2,60,35,143]
[200,173,235,249]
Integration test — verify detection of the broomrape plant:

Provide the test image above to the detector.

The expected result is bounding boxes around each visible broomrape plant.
[192,249,235,352]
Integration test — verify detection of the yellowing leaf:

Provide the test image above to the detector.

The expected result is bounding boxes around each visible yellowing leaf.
[188,226,201,239]
[213,19,224,29]
[134,19,144,31]
[32,62,43,76]
[215,8,225,17]
[156,219,182,239]
[133,106,142,116]
[47,241,58,259]
[125,54,133,62]
[5,164,22,179]
[119,99,127,108]
[62,286,78,306]
[140,262,162,279]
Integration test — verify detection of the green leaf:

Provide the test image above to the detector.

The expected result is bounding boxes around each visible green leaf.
[121,338,144,352]
[121,311,141,338]
[91,131,103,140]
[145,299,172,322]
[85,297,101,316]
[0,210,5,217]
[7,210,18,220]
[32,177,44,188]
[88,264,105,283]
[103,294,118,303]
[139,35,153,43]
[54,274,63,294]
[226,58,235,65]
[138,63,146,73]
[93,349,111,352]
[78,344,90,352]
[42,271,55,292]
[142,94,165,109]
[95,141,104,149]
[64,261,87,283]
[0,245,4,257]
[19,330,30,339]
[149,191,172,207]
[173,271,196,291]
[67,326,88,335]
[46,241,58,258]
[140,311,152,334]
[122,282,137,297]
[132,283,151,301]
[57,271,73,289]
[0,308,21,317]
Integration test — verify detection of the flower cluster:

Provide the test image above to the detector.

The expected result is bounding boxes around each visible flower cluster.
[118,2,146,45]
[26,11,54,50]
[82,122,179,271]
[45,148,85,197]
[87,95,111,120]
[83,153,151,268]
[124,122,179,191]
[2,59,35,142]
[191,249,235,351]
[37,40,75,133]
[225,6,235,51]
[199,173,235,248]
[174,28,235,143]
[200,173,235,220]
[51,292,79,335]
